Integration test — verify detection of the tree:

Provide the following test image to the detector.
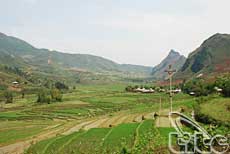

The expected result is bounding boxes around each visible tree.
[125,86,134,92]
[55,82,69,90]
[37,89,51,104]
[215,74,230,97]
[182,79,210,96]
[50,88,62,102]
[3,91,13,103]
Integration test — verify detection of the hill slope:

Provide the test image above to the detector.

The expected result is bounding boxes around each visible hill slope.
[0,32,152,76]
[151,49,186,80]
[176,33,230,78]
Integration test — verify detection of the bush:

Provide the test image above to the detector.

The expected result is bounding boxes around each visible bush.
[37,89,51,104]
[215,74,230,97]
[125,86,134,92]
[50,88,62,102]
[55,82,69,90]
[3,91,13,103]
[194,103,230,128]
[182,79,212,96]
[0,84,7,91]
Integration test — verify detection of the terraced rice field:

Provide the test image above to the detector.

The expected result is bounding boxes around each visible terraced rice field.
[25,120,172,154]
[0,84,196,154]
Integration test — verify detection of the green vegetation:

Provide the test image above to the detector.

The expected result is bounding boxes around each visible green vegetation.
[54,82,69,90]
[181,73,230,98]
[132,120,170,154]
[0,84,228,154]
[0,120,56,145]
[0,84,194,153]
[196,97,230,125]
[103,123,139,153]
[0,32,152,87]
[182,78,214,96]
[0,29,230,154]
[50,88,63,102]
[215,74,230,97]
[37,89,51,104]
[3,90,13,103]
[26,120,172,154]
[37,88,63,104]
[177,33,230,78]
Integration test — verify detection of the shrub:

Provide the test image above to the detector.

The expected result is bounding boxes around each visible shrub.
[226,104,230,111]
[193,103,230,128]
[50,88,62,102]
[0,84,7,90]
[125,86,134,92]
[182,79,212,96]
[37,89,51,104]
[3,91,13,103]
[215,74,230,97]
[55,82,69,90]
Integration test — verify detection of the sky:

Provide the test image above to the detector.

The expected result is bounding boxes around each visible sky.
[1,0,230,66]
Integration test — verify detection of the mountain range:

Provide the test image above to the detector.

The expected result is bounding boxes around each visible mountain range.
[151,49,186,80]
[0,32,152,75]
[175,33,230,79]
[0,32,229,87]
[0,32,156,87]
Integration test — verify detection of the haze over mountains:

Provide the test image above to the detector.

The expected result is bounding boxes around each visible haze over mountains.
[0,32,230,85]
[151,49,186,80]
[0,32,152,75]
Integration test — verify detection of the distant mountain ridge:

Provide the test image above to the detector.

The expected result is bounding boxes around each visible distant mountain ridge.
[151,49,186,80]
[1,32,229,84]
[0,32,152,76]
[176,33,230,78]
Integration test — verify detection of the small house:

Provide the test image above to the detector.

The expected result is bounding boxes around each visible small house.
[214,87,223,93]
[134,88,155,93]
[12,81,19,88]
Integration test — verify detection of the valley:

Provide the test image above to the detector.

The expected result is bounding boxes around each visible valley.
[0,83,229,154]
[0,84,196,154]
[0,32,229,154]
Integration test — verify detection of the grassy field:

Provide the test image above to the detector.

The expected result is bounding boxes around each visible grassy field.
[0,84,195,125]
[0,85,194,150]
[25,119,174,154]
[200,97,230,123]
[1,84,228,154]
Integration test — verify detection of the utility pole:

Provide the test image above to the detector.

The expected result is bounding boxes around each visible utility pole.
[164,65,176,113]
